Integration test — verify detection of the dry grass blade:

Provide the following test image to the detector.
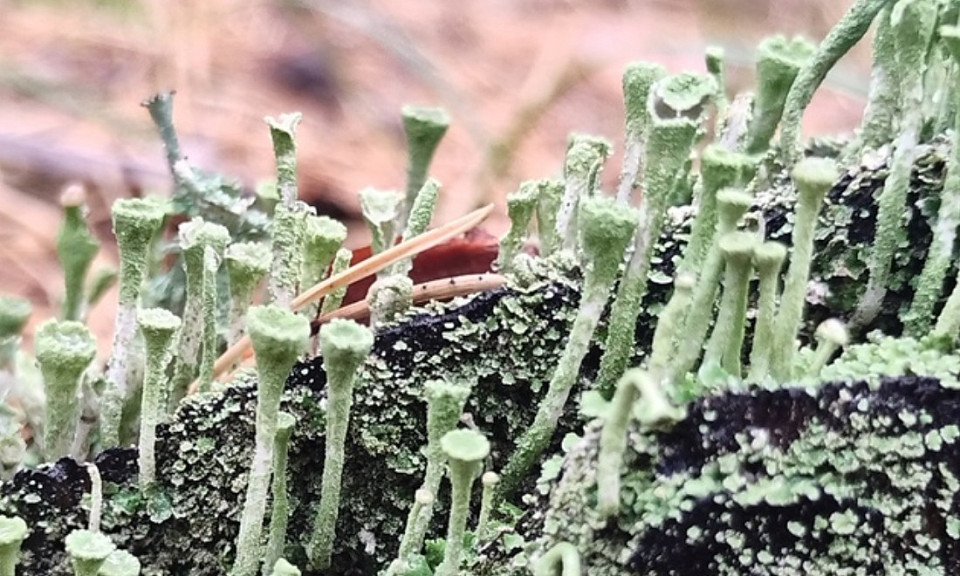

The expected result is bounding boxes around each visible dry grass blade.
[310,273,507,329]
[188,204,495,394]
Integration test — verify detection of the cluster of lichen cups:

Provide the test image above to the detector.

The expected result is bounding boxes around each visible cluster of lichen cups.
[2,0,960,574]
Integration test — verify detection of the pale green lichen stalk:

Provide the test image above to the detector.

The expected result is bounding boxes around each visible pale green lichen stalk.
[367,276,414,327]
[35,320,96,461]
[770,157,838,381]
[615,62,666,203]
[534,179,564,258]
[747,241,788,382]
[170,218,230,404]
[902,23,960,336]
[850,0,937,331]
[232,306,310,576]
[65,530,116,576]
[596,369,682,519]
[0,296,30,395]
[703,232,758,376]
[780,0,894,165]
[595,73,713,394]
[308,319,374,570]
[266,113,309,308]
[499,196,638,499]
[475,471,499,543]
[677,145,752,275]
[198,247,222,392]
[391,178,440,277]
[319,248,353,316]
[497,181,539,273]
[300,215,347,315]
[56,184,100,322]
[262,411,296,576]
[596,369,647,518]
[555,135,611,252]
[854,3,899,153]
[399,106,449,233]
[647,274,695,376]
[704,47,727,119]
[136,308,181,492]
[669,188,753,385]
[359,188,403,257]
[0,516,27,576]
[743,35,815,155]
[436,429,490,576]
[226,242,273,346]
[85,463,102,532]
[395,381,471,566]
[102,198,165,448]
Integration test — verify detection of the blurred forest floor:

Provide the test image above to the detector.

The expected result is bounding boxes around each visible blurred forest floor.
[0,0,870,350]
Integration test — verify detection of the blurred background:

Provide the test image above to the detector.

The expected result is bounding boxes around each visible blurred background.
[0,0,870,347]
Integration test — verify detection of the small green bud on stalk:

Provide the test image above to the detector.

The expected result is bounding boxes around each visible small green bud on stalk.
[65,530,116,576]
[35,320,96,461]
[226,242,273,346]
[308,319,374,570]
[596,370,681,518]
[436,429,490,576]
[232,306,309,576]
[0,515,28,576]
[57,184,100,322]
[806,319,850,377]
[475,471,499,543]
[102,198,165,448]
[497,181,539,273]
[137,308,181,492]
